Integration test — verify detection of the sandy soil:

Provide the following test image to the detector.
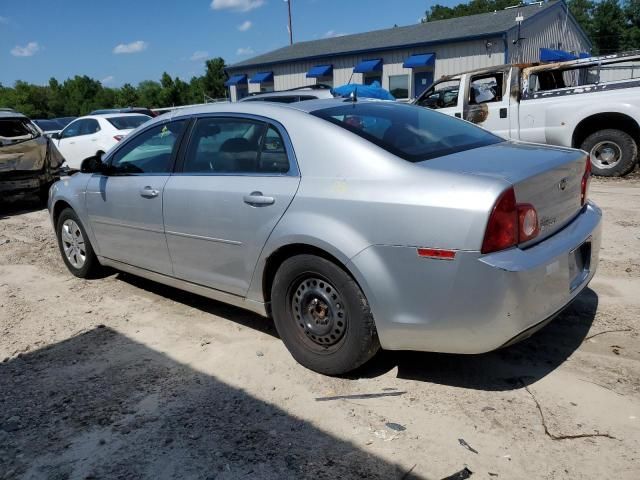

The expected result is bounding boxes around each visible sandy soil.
[0,177,639,480]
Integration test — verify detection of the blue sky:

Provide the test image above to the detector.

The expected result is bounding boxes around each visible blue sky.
[0,0,463,87]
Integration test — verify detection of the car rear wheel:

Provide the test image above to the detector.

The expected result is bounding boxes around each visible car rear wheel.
[271,254,380,375]
[581,129,638,177]
[56,208,99,278]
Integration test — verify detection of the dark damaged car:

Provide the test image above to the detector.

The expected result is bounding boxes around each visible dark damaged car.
[0,111,64,202]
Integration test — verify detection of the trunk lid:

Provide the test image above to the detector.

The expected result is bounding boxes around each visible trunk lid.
[418,141,586,243]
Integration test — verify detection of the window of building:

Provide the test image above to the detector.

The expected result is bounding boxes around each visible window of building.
[317,77,333,88]
[260,84,275,93]
[389,75,409,99]
[364,74,382,86]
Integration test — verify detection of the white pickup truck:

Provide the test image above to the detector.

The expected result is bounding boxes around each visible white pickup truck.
[414,51,640,177]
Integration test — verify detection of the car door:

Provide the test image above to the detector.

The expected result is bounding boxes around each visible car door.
[56,119,85,168]
[414,78,463,119]
[75,118,102,160]
[85,119,188,275]
[464,71,512,138]
[163,116,300,297]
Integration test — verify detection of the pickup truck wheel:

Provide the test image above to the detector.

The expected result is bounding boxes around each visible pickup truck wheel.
[56,208,99,278]
[581,129,638,177]
[271,254,380,375]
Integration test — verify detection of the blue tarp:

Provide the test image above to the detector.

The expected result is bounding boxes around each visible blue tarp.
[224,74,247,87]
[540,48,578,62]
[353,59,383,73]
[249,71,274,83]
[332,81,395,100]
[306,64,333,78]
[403,53,435,68]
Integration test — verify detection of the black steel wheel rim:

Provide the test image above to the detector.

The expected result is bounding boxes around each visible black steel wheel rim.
[289,275,347,350]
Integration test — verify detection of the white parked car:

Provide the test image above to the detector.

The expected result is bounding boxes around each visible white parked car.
[52,114,150,170]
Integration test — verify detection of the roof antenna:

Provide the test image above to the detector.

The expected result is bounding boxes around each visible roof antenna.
[350,87,358,103]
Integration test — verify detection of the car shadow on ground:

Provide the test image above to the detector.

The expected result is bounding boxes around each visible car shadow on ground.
[113,268,598,393]
[0,194,45,220]
[115,272,280,339]
[0,327,421,479]
[354,288,599,390]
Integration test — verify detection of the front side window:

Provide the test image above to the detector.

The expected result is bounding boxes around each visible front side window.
[389,75,409,99]
[416,79,460,109]
[60,120,82,139]
[311,102,502,162]
[109,120,186,174]
[183,118,290,174]
[469,73,504,104]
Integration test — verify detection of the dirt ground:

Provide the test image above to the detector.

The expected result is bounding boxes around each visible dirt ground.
[0,176,639,480]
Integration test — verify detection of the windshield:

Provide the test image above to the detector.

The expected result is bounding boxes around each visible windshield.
[311,102,502,162]
[107,115,150,130]
[34,119,62,131]
[0,118,40,146]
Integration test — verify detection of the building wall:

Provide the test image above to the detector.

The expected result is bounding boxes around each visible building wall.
[508,4,591,63]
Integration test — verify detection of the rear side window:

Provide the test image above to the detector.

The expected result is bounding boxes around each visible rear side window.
[109,120,186,174]
[183,118,291,174]
[417,79,460,109]
[107,115,150,130]
[311,102,502,162]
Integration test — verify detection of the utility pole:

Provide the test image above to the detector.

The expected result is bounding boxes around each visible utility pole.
[287,0,293,45]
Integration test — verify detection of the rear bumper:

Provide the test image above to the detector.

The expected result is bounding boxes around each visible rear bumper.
[348,202,602,353]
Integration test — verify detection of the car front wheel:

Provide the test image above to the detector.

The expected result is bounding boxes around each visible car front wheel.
[271,254,380,375]
[56,207,99,278]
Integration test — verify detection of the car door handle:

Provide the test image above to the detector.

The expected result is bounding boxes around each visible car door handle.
[139,186,160,198]
[243,191,275,206]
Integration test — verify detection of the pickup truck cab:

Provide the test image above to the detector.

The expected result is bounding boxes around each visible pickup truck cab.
[414,51,640,177]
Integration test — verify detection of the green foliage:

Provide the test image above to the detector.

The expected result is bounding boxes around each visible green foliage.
[0,57,228,118]
[422,0,640,56]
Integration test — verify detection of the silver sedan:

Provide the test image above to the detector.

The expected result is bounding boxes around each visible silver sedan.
[48,99,601,374]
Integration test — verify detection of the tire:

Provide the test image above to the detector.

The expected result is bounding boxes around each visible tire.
[271,254,380,375]
[581,129,638,177]
[56,208,99,278]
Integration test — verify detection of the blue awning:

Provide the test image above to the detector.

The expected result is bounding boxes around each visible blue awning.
[224,74,247,87]
[540,48,578,62]
[403,53,435,68]
[353,59,382,73]
[249,71,274,83]
[306,64,333,78]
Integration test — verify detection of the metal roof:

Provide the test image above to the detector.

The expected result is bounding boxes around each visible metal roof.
[229,1,560,70]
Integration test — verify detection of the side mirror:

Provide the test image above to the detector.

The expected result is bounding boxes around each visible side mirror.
[80,154,105,174]
[51,132,61,140]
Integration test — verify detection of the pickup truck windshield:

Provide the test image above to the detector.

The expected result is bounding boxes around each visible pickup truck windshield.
[311,102,502,162]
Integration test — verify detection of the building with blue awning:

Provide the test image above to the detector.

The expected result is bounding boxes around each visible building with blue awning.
[225,1,590,102]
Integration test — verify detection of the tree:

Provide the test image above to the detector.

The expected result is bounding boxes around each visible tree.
[592,0,626,53]
[117,83,139,107]
[202,58,227,100]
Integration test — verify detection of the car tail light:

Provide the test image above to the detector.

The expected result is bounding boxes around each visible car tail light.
[481,187,540,254]
[114,135,124,141]
[581,156,591,206]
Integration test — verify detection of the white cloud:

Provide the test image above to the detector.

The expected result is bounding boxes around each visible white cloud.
[236,46,255,56]
[113,40,148,54]
[238,20,252,31]
[211,0,264,13]
[324,30,346,38]
[10,42,39,57]
[101,75,115,85]
[190,50,209,61]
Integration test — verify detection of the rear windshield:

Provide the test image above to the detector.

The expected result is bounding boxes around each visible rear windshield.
[311,102,502,162]
[107,115,150,130]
